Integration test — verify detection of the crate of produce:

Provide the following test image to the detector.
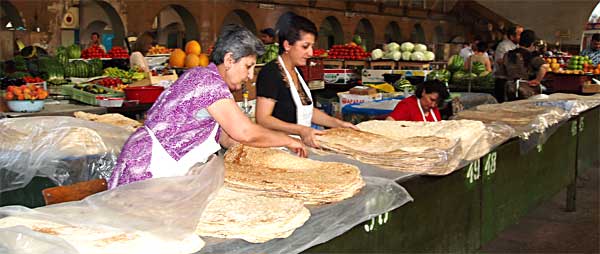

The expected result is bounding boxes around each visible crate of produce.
[298,58,324,82]
[63,84,124,106]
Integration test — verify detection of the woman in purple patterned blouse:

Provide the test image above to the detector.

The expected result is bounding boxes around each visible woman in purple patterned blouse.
[108,25,306,189]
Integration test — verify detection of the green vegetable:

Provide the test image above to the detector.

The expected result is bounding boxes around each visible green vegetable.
[448,55,464,73]
[471,62,486,75]
[258,44,278,64]
[68,44,81,59]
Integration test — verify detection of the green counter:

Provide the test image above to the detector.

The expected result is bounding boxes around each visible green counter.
[307,163,482,253]
[576,106,600,174]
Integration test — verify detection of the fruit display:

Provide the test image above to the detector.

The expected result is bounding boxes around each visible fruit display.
[313,48,327,58]
[103,67,145,83]
[169,40,210,68]
[81,45,109,59]
[109,46,129,59]
[426,69,451,83]
[393,78,414,92]
[0,77,25,90]
[448,55,465,73]
[566,55,591,71]
[64,60,103,78]
[67,44,82,59]
[4,84,49,101]
[328,44,369,60]
[73,83,109,94]
[258,44,279,64]
[23,76,44,84]
[93,77,128,92]
[148,45,171,55]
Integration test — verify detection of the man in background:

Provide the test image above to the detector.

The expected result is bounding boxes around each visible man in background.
[494,25,523,102]
[581,34,600,65]
[87,32,106,52]
[259,28,276,45]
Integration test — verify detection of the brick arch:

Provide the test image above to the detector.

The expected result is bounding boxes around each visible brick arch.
[384,21,402,43]
[0,0,24,29]
[153,5,200,44]
[354,18,375,50]
[317,16,344,49]
[222,9,257,34]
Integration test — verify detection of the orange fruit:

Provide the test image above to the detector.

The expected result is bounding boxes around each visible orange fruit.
[198,53,209,67]
[169,49,186,67]
[184,54,200,68]
[185,40,201,55]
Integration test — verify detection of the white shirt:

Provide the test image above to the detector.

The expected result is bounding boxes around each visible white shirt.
[494,38,517,75]
[461,46,489,62]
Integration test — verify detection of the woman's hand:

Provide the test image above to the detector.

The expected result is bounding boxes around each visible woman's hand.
[338,120,358,130]
[299,126,324,148]
[286,137,308,158]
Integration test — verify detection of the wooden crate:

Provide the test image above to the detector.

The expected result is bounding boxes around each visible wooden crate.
[396,61,430,70]
[323,59,344,69]
[368,60,396,70]
[344,60,367,70]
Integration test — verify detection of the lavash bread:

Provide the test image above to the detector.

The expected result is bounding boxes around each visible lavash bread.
[74,111,142,132]
[315,128,461,174]
[196,187,310,243]
[224,144,365,205]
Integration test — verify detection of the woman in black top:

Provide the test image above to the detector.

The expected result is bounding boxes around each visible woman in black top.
[255,15,355,148]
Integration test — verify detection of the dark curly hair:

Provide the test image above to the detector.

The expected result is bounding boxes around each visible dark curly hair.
[415,79,450,103]
[277,15,318,55]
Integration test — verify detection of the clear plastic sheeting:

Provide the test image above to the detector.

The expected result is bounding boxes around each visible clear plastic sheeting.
[0,116,132,192]
[198,177,411,254]
[355,120,514,175]
[310,153,418,182]
[525,93,600,117]
[453,103,569,139]
[0,155,224,254]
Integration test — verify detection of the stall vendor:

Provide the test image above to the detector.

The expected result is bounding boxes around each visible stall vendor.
[87,32,106,52]
[255,15,355,148]
[109,25,306,189]
[386,80,449,122]
[581,33,600,66]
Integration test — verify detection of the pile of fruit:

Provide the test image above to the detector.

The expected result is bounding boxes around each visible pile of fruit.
[82,45,109,59]
[4,84,49,101]
[148,45,171,55]
[566,55,592,71]
[109,46,129,59]
[73,83,110,94]
[313,48,327,58]
[328,44,369,60]
[93,77,127,92]
[23,76,44,84]
[103,67,145,83]
[64,59,103,78]
[169,40,210,68]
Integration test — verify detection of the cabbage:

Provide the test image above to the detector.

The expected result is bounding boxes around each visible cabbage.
[400,42,414,52]
[410,51,425,61]
[371,49,384,60]
[414,44,427,52]
[385,42,400,53]
[401,51,412,61]
[392,51,402,61]
[423,51,435,61]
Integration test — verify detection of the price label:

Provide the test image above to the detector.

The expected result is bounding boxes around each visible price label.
[363,212,390,233]
[571,121,578,136]
[466,159,481,184]
[579,117,585,132]
[483,152,497,176]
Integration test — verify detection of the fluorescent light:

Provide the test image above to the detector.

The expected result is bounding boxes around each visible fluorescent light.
[5,21,12,28]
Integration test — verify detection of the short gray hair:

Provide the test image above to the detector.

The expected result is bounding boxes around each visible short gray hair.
[210,24,265,65]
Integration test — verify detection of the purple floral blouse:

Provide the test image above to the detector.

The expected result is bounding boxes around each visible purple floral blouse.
[108,63,232,188]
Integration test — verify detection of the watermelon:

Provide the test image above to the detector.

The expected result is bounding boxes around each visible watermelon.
[448,55,464,73]
[427,69,451,82]
[68,44,81,59]
[471,62,486,75]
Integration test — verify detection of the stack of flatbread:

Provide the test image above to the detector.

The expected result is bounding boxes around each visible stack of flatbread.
[357,120,510,162]
[453,103,568,138]
[315,128,460,174]
[74,111,142,132]
[224,144,365,204]
[196,187,310,243]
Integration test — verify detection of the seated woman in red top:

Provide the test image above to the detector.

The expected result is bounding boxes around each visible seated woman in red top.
[387,80,449,122]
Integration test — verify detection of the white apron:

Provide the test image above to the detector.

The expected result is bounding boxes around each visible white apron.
[417,99,438,122]
[278,56,313,127]
[145,123,221,178]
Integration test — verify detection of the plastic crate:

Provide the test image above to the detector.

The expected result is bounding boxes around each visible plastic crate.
[63,85,124,105]
[298,58,324,82]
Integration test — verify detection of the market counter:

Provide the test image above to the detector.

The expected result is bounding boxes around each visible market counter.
[1,101,106,118]
[576,106,600,174]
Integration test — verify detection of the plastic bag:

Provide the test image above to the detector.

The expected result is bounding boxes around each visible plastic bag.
[198,177,411,254]
[0,154,224,254]
[0,116,131,192]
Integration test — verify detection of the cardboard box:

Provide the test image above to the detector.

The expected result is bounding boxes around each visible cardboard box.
[582,83,600,93]
[362,69,432,84]
[324,69,360,85]
[337,91,382,109]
